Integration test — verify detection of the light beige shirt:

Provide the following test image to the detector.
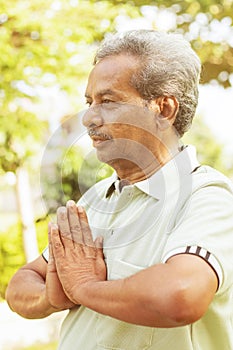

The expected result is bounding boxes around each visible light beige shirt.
[44,146,233,350]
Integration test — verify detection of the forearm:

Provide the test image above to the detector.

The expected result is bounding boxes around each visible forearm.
[74,264,187,327]
[73,257,216,328]
[6,268,58,319]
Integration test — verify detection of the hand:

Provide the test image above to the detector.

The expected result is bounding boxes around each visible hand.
[46,223,76,310]
[51,201,106,304]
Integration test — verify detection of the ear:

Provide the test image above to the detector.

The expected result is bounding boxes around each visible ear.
[154,96,179,124]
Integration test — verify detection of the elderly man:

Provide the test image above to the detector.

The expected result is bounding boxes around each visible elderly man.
[6,30,233,349]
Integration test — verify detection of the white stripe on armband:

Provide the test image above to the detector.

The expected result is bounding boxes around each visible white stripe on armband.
[162,245,223,290]
[42,247,49,263]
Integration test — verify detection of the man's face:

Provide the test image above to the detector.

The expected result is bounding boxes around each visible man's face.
[83,54,162,168]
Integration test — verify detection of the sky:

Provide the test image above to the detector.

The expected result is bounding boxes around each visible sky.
[198,84,233,154]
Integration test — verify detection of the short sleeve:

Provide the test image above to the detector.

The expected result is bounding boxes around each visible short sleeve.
[162,184,233,293]
[42,246,49,262]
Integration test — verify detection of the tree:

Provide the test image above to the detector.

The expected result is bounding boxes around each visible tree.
[0,105,47,261]
[105,0,233,87]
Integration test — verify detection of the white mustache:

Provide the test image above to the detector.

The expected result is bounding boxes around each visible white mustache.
[88,129,112,140]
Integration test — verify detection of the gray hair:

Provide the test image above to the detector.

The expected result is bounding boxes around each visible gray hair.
[94,30,201,137]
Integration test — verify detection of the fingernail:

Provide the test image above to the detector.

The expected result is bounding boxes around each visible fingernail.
[51,223,58,230]
[57,206,66,214]
[67,200,76,207]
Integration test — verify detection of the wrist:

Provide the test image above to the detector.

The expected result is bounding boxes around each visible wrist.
[69,279,100,306]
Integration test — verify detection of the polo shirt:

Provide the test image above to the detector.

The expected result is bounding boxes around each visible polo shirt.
[43,145,233,350]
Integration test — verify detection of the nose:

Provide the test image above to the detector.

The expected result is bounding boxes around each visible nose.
[82,105,104,128]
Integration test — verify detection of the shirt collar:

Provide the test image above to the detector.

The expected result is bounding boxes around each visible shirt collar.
[105,145,200,199]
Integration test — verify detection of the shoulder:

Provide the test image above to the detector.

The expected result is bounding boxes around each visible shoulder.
[192,165,233,194]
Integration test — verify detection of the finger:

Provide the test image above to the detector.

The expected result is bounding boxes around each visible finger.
[77,206,94,247]
[57,206,73,242]
[66,200,83,244]
[48,222,55,263]
[95,236,104,259]
[94,236,104,249]
[50,223,64,259]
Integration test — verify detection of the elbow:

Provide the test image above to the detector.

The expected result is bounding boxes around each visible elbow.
[5,284,15,312]
[167,285,207,326]
[5,285,23,317]
[5,282,36,319]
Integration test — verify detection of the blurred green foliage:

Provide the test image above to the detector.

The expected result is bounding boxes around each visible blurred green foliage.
[0,222,25,300]
[20,341,57,350]
[0,111,47,173]
[0,217,49,300]
[41,144,113,212]
[59,146,113,203]
[107,0,233,87]
[183,117,232,174]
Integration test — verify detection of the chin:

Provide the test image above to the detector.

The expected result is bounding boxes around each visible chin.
[96,151,114,165]
[95,145,116,163]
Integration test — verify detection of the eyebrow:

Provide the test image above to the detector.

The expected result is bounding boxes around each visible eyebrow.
[85,89,119,99]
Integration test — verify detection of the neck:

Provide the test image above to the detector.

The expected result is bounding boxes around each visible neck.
[110,144,182,184]
[115,163,160,183]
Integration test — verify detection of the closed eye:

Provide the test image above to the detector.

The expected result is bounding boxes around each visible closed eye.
[85,98,116,107]
[102,99,112,104]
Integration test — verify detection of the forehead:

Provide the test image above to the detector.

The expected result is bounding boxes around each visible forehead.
[85,54,140,95]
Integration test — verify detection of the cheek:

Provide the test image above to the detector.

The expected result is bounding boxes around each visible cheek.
[111,124,149,141]
[106,123,126,138]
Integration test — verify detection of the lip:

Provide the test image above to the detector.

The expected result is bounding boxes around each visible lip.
[88,130,112,147]
[92,138,110,147]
